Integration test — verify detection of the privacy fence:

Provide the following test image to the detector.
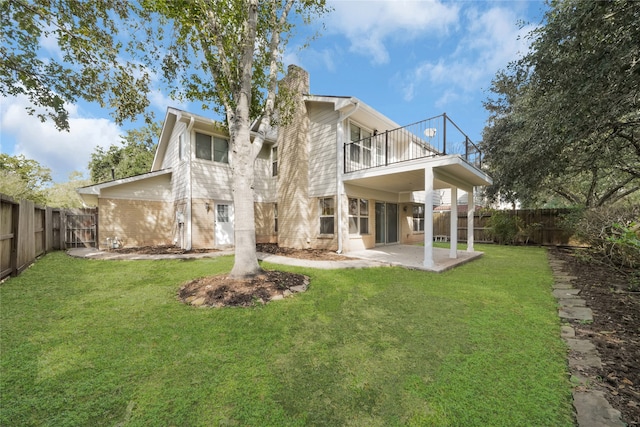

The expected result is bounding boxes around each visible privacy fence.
[0,194,97,280]
[433,208,575,245]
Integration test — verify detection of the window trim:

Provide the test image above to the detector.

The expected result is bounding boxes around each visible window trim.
[349,122,373,167]
[194,131,229,164]
[272,146,278,177]
[348,197,369,235]
[319,197,335,235]
[412,204,425,233]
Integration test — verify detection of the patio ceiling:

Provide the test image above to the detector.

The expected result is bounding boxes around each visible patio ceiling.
[342,154,492,194]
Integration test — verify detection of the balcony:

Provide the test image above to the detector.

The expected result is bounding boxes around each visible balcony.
[344,113,482,174]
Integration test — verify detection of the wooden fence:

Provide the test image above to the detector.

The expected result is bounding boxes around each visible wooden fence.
[433,208,575,245]
[0,194,97,280]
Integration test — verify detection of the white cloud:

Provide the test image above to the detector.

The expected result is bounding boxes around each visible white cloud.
[400,4,536,104]
[0,95,123,182]
[327,0,460,65]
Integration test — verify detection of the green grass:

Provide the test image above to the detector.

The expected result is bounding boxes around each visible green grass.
[0,245,574,426]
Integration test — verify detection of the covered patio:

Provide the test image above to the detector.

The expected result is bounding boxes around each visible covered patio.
[348,244,483,272]
[342,154,492,271]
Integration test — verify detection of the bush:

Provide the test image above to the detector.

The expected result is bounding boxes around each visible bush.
[571,204,640,269]
[487,210,524,245]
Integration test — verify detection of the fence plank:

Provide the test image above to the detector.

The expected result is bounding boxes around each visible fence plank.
[433,208,574,245]
[0,193,98,280]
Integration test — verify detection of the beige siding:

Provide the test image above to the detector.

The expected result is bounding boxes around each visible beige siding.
[308,103,339,198]
[276,66,312,249]
[101,174,172,201]
[98,198,173,248]
[191,160,233,200]
[254,202,277,243]
[190,198,215,249]
[307,196,338,250]
[161,121,188,170]
[254,144,277,203]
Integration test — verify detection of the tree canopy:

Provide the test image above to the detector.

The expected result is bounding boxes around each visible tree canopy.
[88,122,160,183]
[482,0,640,208]
[0,153,52,204]
[1,0,153,130]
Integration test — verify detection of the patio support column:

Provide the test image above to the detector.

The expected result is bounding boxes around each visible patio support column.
[467,186,475,252]
[450,186,458,259]
[424,166,434,269]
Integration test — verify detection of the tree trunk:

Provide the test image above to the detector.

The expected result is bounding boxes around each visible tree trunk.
[229,125,262,278]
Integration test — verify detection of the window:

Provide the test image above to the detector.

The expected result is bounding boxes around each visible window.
[412,204,425,232]
[178,133,185,160]
[217,204,230,223]
[319,197,335,235]
[274,203,278,233]
[272,147,278,177]
[349,123,372,166]
[348,198,369,234]
[195,132,229,163]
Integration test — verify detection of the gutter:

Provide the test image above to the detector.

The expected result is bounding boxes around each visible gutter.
[336,100,359,254]
[186,115,195,250]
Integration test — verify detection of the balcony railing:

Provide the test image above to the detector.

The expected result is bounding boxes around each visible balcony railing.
[344,113,482,174]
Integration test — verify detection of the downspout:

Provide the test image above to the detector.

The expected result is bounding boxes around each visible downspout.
[186,115,195,250]
[336,100,360,254]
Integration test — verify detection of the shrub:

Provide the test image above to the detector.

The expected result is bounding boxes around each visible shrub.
[487,210,524,245]
[571,204,640,269]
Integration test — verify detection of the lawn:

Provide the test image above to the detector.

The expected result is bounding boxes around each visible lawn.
[0,245,574,426]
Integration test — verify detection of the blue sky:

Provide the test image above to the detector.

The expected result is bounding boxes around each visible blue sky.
[0,0,546,183]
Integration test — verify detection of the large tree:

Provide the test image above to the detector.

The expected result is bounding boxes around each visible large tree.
[482,0,640,208]
[2,0,329,278]
[89,122,160,183]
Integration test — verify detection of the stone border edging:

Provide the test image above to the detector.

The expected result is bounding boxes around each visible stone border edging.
[548,252,625,427]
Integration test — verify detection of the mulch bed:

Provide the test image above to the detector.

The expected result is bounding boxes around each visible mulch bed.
[551,247,639,425]
[177,270,309,308]
[109,245,218,255]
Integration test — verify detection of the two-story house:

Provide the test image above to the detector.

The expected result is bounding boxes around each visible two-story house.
[77,65,492,269]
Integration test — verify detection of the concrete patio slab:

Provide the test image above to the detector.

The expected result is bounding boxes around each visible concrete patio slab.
[348,245,484,272]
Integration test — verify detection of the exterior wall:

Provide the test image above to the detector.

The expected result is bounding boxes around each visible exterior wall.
[254,202,277,244]
[308,196,338,251]
[100,174,172,201]
[308,103,339,198]
[191,160,233,200]
[98,198,173,248]
[400,202,425,245]
[190,198,215,249]
[254,144,277,203]
[277,65,312,249]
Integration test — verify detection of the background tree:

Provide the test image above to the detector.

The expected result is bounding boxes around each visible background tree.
[0,153,52,204]
[47,171,91,208]
[482,0,640,208]
[88,122,161,183]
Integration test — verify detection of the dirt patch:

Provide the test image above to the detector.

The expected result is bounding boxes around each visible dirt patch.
[178,270,309,308]
[256,243,352,261]
[552,247,639,425]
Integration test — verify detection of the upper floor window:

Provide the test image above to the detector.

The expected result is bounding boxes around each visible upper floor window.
[195,132,229,163]
[412,204,425,232]
[272,147,278,177]
[349,123,372,166]
[348,198,369,234]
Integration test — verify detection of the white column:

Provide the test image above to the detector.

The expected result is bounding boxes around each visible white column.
[450,186,458,259]
[467,187,475,252]
[424,166,434,269]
